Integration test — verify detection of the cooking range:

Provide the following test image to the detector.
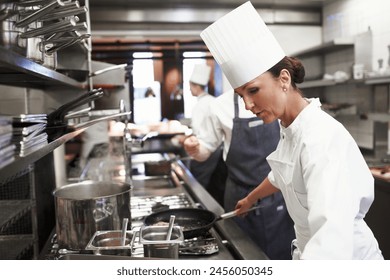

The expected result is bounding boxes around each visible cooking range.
[131,193,219,257]
[43,192,220,259]
[41,146,263,260]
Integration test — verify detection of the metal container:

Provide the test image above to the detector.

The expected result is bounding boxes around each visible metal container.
[140,225,183,259]
[144,160,171,176]
[53,181,132,250]
[85,230,133,256]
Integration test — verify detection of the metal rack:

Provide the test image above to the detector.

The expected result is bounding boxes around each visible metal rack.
[0,0,92,260]
[0,46,86,89]
[0,165,38,260]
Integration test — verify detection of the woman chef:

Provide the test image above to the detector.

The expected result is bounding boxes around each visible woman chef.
[200,1,383,259]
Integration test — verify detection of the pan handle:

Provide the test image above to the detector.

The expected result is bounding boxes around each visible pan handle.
[47,88,103,126]
[73,112,132,130]
[218,205,264,220]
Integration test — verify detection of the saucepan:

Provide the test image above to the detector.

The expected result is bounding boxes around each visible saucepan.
[143,205,263,239]
[53,180,132,250]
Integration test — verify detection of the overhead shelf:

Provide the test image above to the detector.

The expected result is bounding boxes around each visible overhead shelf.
[0,46,86,89]
[300,78,366,89]
[365,75,390,85]
[291,38,355,58]
[367,113,390,122]
[300,79,337,88]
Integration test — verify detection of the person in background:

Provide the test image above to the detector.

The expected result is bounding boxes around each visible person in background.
[170,85,184,120]
[184,82,295,258]
[187,64,226,204]
[200,1,383,260]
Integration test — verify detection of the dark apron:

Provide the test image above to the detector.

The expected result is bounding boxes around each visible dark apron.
[224,94,295,260]
[190,145,222,187]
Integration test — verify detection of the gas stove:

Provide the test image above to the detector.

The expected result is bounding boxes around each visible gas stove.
[42,192,218,259]
[130,193,219,256]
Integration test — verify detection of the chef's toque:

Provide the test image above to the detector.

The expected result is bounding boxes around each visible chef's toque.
[189,64,211,86]
[200,1,285,89]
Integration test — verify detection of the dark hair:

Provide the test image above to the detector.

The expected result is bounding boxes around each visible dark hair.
[268,56,305,90]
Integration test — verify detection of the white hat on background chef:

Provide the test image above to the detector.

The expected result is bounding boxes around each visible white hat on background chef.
[189,64,211,86]
[200,1,285,89]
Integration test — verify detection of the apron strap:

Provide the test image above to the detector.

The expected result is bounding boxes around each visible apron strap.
[233,93,239,118]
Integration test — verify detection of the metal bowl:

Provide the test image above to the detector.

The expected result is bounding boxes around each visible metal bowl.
[85,230,134,256]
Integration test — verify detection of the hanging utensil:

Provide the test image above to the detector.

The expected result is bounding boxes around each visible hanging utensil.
[15,0,65,28]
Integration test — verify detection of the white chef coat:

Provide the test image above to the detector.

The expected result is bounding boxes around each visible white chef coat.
[197,90,257,160]
[267,98,383,260]
[191,92,215,135]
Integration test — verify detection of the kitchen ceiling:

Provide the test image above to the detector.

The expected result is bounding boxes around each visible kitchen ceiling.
[88,0,332,62]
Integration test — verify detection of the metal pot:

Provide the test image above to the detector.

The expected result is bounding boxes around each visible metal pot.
[53,180,132,250]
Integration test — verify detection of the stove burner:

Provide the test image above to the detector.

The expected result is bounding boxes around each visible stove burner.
[131,193,192,226]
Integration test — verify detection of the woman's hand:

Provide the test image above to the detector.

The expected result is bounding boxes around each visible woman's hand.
[235,197,253,217]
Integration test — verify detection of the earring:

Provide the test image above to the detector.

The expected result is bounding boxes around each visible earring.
[283,88,287,92]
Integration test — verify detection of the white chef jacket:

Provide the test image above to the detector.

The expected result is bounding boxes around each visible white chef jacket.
[267,98,383,260]
[191,92,215,135]
[197,90,257,160]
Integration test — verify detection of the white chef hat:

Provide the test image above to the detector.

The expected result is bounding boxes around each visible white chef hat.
[189,64,211,86]
[200,1,285,89]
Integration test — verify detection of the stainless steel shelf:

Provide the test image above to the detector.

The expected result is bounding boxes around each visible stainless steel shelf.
[0,128,86,184]
[291,37,354,58]
[365,76,390,85]
[300,79,337,88]
[0,46,86,89]
[300,78,365,89]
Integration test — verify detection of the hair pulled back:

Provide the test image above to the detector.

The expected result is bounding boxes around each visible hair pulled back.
[268,56,305,90]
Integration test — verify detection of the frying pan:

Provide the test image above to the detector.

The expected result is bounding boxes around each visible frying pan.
[143,206,262,239]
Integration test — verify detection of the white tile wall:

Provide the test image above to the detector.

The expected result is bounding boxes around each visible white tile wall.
[319,0,390,150]
[324,0,390,71]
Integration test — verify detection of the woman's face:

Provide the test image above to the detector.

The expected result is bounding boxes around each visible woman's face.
[235,71,287,124]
